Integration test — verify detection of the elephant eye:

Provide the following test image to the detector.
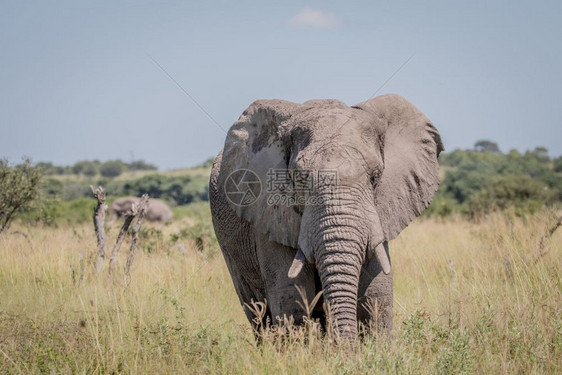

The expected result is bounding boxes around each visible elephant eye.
[283,144,291,166]
[369,165,383,187]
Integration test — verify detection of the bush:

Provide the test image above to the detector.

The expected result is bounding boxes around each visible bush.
[437,145,562,217]
[82,163,99,177]
[40,178,93,201]
[468,175,552,216]
[0,159,42,234]
[38,172,210,206]
[41,178,65,198]
[100,160,125,178]
[169,221,217,254]
[118,174,208,205]
[423,195,459,218]
[20,198,94,227]
[50,162,71,175]
[554,157,562,173]
[72,160,99,176]
[62,181,91,201]
[36,162,67,175]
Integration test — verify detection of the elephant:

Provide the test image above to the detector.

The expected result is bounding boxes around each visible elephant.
[109,197,173,223]
[209,94,443,342]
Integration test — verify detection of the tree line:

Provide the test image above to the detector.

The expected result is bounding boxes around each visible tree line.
[1,143,561,229]
[41,172,209,204]
[426,141,562,217]
[36,159,158,178]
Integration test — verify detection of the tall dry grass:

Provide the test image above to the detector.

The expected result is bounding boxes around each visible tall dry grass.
[0,209,560,374]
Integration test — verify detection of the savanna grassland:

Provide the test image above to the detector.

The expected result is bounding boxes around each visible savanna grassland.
[1,206,560,374]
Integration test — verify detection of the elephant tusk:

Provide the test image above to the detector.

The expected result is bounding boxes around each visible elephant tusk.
[374,242,391,275]
[288,249,307,279]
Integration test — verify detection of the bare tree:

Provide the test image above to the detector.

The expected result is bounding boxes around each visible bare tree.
[109,194,149,277]
[90,186,108,272]
[90,185,149,278]
[125,194,149,278]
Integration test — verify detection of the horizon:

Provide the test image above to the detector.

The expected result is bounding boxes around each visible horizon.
[12,139,557,172]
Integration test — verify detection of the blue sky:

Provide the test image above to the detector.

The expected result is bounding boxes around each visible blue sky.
[1,0,561,169]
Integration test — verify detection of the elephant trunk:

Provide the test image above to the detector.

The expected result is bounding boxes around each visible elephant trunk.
[311,190,369,341]
[318,242,363,340]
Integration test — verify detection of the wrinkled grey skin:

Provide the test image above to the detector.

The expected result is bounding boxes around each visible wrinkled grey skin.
[109,197,173,223]
[210,94,443,341]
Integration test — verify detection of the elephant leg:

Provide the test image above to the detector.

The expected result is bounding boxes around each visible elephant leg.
[221,250,271,332]
[212,216,271,332]
[210,162,271,332]
[254,233,317,327]
[357,242,393,337]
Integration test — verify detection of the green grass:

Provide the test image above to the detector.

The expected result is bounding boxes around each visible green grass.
[0,209,560,374]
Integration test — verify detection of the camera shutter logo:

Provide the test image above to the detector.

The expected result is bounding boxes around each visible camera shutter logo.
[224,169,262,206]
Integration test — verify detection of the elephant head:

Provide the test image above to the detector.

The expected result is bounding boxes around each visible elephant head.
[219,94,443,340]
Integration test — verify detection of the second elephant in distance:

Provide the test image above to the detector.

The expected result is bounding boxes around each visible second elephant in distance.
[109,197,173,223]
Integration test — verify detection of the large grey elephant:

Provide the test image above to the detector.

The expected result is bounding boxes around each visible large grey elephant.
[109,197,173,223]
[209,94,443,341]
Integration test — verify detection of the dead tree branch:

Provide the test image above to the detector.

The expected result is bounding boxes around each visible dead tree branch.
[90,185,108,272]
[108,215,135,276]
[534,215,562,264]
[125,194,149,278]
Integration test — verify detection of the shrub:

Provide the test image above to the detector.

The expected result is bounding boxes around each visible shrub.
[100,160,125,178]
[423,195,459,218]
[468,175,552,216]
[554,157,562,173]
[169,221,218,255]
[20,198,94,226]
[72,160,99,175]
[41,178,65,198]
[437,145,561,217]
[62,181,91,201]
[119,174,208,205]
[0,159,42,234]
[82,163,99,177]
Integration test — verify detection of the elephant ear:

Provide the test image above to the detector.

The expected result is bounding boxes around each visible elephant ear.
[218,99,302,248]
[354,94,444,241]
